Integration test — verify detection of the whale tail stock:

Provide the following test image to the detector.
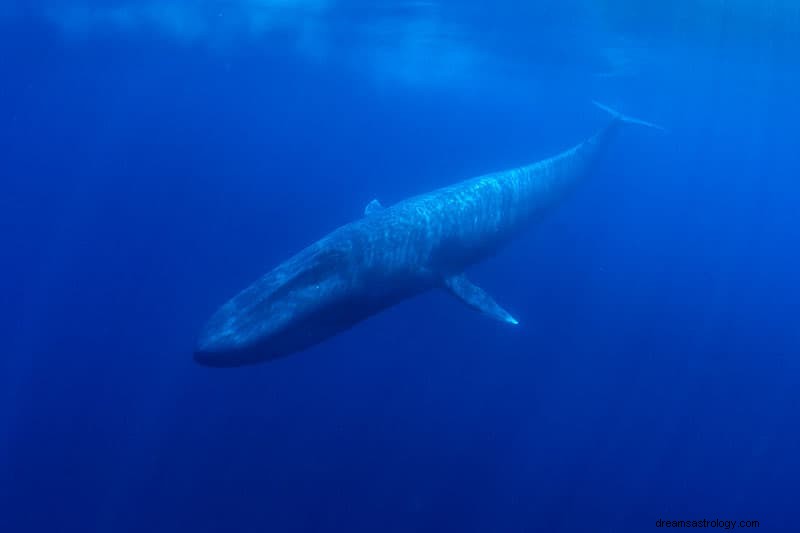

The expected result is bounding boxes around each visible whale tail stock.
[592,100,666,132]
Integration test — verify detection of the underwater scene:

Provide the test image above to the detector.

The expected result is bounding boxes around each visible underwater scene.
[2,1,799,531]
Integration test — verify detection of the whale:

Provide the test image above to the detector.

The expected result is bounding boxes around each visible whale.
[194,103,661,367]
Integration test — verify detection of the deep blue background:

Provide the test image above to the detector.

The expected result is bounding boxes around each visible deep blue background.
[2,2,800,531]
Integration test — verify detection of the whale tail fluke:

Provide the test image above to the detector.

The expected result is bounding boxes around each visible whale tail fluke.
[593,100,666,132]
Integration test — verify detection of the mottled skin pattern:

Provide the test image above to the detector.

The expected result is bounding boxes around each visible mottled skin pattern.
[195,119,622,367]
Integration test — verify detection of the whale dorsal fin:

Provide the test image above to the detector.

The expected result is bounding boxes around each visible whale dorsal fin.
[364,199,384,216]
[443,274,519,325]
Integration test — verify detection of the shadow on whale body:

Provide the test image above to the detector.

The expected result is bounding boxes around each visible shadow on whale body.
[195,102,662,367]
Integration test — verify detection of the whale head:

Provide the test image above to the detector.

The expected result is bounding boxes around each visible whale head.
[194,239,359,367]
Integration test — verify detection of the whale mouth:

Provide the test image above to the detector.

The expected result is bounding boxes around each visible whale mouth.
[193,300,355,367]
[194,235,358,367]
[193,292,342,367]
[194,351,245,368]
[193,306,305,367]
[193,342,260,368]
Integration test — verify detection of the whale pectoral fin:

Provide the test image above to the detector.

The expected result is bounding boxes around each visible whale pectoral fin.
[364,199,385,216]
[443,274,519,325]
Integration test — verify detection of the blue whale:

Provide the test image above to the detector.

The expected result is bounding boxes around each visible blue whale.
[195,103,660,367]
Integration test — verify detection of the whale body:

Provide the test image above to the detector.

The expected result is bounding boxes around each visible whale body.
[195,103,660,367]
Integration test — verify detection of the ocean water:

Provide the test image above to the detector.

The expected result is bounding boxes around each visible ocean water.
[2,1,799,532]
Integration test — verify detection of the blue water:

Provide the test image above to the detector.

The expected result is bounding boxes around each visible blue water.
[2,2,799,531]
